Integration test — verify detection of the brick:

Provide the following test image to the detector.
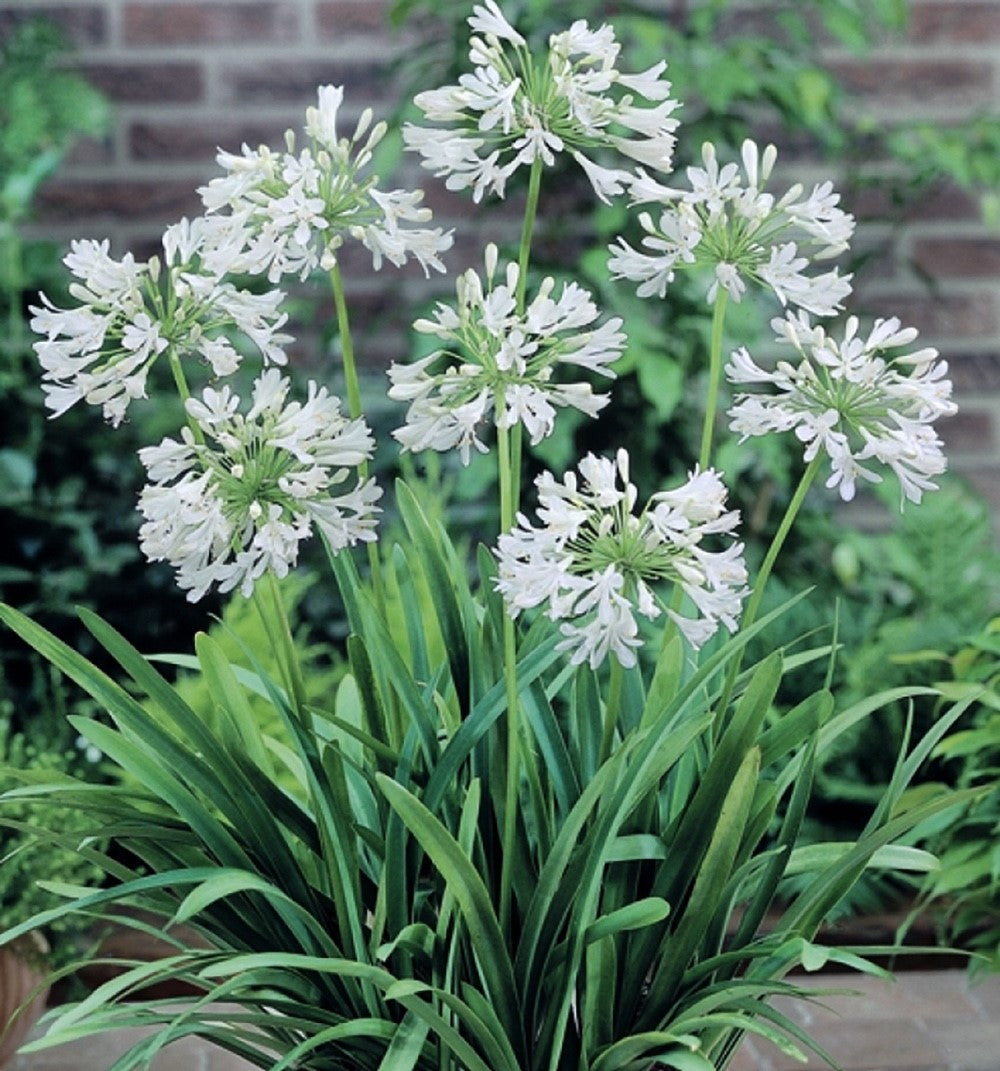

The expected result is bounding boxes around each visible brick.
[851,291,997,342]
[316,0,391,36]
[966,465,1000,512]
[71,61,204,104]
[219,59,391,105]
[0,5,107,46]
[207,1046,257,1070]
[912,237,1000,279]
[728,1037,775,1071]
[36,179,202,224]
[851,233,905,286]
[827,58,995,110]
[850,181,984,226]
[128,119,294,163]
[908,2,1000,44]
[948,350,1000,391]
[123,1,299,46]
[64,134,116,168]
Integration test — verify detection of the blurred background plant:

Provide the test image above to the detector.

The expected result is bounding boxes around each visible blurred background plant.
[0,18,216,714]
[755,478,1000,916]
[897,619,1000,972]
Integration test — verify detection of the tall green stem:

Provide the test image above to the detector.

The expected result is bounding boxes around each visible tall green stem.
[743,454,822,635]
[699,289,729,470]
[329,262,363,422]
[497,420,520,929]
[498,156,544,926]
[168,349,205,446]
[509,156,543,513]
[328,261,386,613]
[516,157,544,312]
[716,454,823,724]
[254,570,308,718]
[599,657,625,767]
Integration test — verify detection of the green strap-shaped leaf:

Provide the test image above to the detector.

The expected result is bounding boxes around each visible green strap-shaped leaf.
[635,745,762,1030]
[376,774,525,1064]
[170,868,341,956]
[269,1020,396,1071]
[591,1030,705,1071]
[423,635,564,812]
[620,652,783,1022]
[396,479,472,706]
[376,1010,429,1071]
[786,842,940,875]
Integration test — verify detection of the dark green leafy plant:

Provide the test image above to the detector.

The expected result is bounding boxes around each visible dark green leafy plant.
[0,675,105,969]
[903,621,1000,972]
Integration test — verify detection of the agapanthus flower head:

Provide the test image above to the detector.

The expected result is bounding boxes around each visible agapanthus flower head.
[31,226,293,426]
[495,449,747,667]
[727,310,957,505]
[609,139,854,315]
[137,369,381,601]
[403,1,680,203]
[387,243,625,463]
[198,84,452,282]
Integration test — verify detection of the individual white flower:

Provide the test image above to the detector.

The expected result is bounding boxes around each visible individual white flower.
[403,5,680,202]
[727,310,957,505]
[199,85,452,281]
[495,449,747,667]
[31,228,293,426]
[387,244,625,463]
[137,369,381,600]
[610,139,854,314]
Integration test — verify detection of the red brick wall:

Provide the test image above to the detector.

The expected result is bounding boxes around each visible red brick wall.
[4,0,999,508]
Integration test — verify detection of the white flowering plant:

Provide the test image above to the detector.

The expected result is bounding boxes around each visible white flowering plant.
[0,5,981,1070]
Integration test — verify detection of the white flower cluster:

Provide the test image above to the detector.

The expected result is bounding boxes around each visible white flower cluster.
[403,0,680,202]
[609,139,854,314]
[727,311,957,504]
[138,370,381,601]
[200,85,453,281]
[495,450,747,667]
[387,244,625,462]
[30,228,292,426]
